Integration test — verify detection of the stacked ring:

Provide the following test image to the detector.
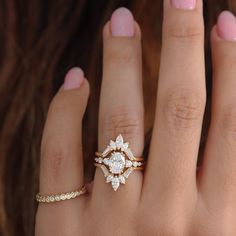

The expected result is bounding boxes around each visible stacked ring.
[94,134,145,191]
[36,185,87,203]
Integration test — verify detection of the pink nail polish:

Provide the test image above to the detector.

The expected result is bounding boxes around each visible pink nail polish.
[217,11,236,41]
[171,0,196,10]
[63,67,84,90]
[110,7,134,37]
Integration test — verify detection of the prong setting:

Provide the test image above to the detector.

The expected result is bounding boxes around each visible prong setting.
[94,134,144,191]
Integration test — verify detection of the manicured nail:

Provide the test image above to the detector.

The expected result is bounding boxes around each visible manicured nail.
[217,11,236,41]
[63,67,84,90]
[171,0,196,10]
[110,7,134,37]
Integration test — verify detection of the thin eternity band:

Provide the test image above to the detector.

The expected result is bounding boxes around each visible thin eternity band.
[36,185,87,203]
[94,163,144,171]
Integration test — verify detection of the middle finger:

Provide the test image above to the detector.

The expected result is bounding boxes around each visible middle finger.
[144,0,206,203]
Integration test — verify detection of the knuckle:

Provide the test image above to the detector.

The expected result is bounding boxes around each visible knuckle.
[165,15,203,43]
[102,108,143,141]
[105,43,137,65]
[162,89,205,130]
[168,25,202,42]
[41,139,70,178]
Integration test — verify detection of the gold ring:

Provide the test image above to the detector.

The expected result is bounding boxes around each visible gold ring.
[36,185,87,203]
[94,134,145,191]
[94,163,144,171]
[95,152,144,161]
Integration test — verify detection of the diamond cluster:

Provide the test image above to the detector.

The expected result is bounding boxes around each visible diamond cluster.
[95,134,143,191]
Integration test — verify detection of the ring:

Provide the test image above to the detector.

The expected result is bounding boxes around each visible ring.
[94,134,145,191]
[36,185,87,203]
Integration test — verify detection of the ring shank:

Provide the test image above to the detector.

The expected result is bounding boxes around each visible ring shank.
[95,152,145,161]
[94,163,144,171]
[36,185,87,203]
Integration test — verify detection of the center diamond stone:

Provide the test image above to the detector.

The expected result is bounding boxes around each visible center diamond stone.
[109,152,126,174]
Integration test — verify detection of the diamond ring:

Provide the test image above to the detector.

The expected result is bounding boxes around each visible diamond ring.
[94,134,145,191]
[36,185,87,203]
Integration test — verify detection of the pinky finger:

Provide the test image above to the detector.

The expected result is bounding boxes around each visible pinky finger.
[35,68,89,235]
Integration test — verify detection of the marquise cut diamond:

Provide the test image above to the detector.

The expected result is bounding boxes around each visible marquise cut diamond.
[96,134,143,191]
[111,177,120,191]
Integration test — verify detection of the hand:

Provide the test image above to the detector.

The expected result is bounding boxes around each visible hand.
[35,1,236,235]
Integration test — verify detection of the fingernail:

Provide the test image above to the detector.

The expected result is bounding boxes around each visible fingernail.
[171,0,196,10]
[110,7,134,37]
[217,11,236,41]
[63,67,84,90]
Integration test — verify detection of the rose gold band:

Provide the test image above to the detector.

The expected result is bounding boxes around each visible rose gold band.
[36,185,87,203]
[95,152,144,161]
[94,163,144,171]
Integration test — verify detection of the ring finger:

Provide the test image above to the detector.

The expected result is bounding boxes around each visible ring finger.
[91,8,144,210]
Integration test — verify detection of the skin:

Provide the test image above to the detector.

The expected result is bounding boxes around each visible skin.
[35,0,236,235]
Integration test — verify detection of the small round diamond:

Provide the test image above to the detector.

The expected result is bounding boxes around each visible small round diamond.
[133,161,138,167]
[50,196,54,202]
[55,195,60,201]
[109,152,126,174]
[125,160,132,168]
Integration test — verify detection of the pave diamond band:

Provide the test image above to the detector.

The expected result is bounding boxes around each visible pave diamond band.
[94,134,145,191]
[36,185,87,203]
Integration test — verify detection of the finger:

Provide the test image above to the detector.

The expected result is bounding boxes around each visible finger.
[36,68,89,235]
[143,0,206,202]
[92,8,144,209]
[39,68,89,195]
[200,12,236,211]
